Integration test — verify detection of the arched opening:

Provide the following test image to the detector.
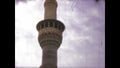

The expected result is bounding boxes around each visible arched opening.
[50,22,53,27]
[58,24,61,30]
[45,22,48,27]
[41,23,44,28]
[55,23,57,28]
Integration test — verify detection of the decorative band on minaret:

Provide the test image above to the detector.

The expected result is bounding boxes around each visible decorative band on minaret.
[36,0,65,68]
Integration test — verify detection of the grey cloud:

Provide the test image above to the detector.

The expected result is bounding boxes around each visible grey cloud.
[15,0,35,4]
[16,0,28,4]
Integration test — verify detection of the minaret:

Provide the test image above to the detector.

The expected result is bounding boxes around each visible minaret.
[36,0,65,68]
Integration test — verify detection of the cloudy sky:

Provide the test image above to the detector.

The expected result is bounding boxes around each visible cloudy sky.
[15,0,105,68]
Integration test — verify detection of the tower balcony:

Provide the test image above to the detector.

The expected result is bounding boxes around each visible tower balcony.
[36,19,65,48]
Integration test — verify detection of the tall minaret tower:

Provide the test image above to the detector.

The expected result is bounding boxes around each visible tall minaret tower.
[36,0,65,68]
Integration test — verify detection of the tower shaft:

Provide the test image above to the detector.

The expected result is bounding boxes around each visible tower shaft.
[44,0,57,19]
[42,44,58,68]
